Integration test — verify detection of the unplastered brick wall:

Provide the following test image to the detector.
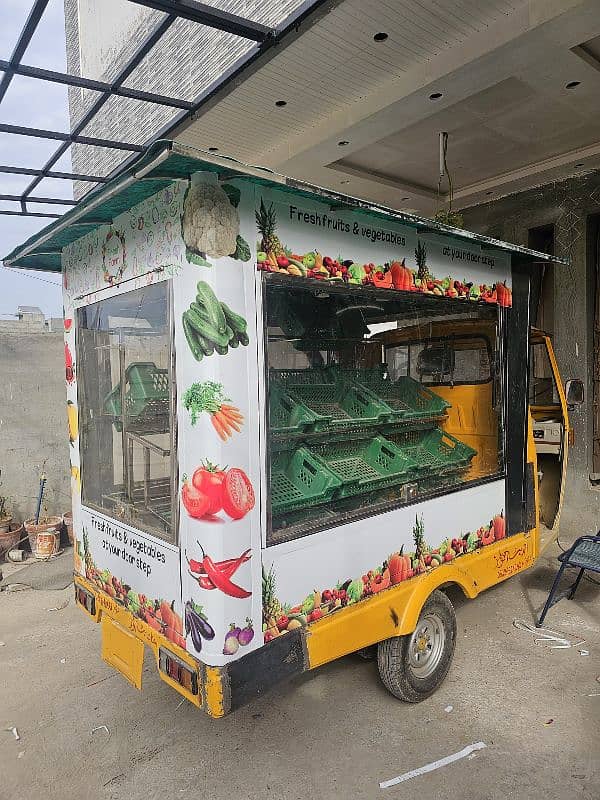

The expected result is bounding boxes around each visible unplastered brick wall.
[64,0,305,197]
[0,331,70,522]
[461,169,600,533]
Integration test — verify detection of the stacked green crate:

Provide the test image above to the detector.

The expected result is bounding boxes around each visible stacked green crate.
[268,367,477,519]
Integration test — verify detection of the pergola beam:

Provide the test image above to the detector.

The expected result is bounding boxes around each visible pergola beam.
[0,123,144,152]
[0,209,61,219]
[126,0,271,41]
[0,194,78,205]
[0,0,50,104]
[0,165,107,182]
[0,60,193,110]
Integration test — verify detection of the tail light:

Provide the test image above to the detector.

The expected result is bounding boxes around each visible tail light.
[158,647,198,696]
[76,584,96,615]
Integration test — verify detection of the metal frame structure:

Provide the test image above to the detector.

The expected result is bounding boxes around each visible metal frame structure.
[0,0,334,221]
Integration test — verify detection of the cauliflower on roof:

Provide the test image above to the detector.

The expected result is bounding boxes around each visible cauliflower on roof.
[182,180,239,259]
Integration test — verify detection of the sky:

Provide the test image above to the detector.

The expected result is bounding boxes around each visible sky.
[0,0,71,319]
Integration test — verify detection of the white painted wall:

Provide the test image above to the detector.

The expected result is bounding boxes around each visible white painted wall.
[76,0,152,79]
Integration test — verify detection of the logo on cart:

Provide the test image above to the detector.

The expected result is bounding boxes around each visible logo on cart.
[493,542,531,579]
[102,228,127,285]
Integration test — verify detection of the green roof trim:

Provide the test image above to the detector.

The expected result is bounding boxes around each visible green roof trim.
[3,139,568,273]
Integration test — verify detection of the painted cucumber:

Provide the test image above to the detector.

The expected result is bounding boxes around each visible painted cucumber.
[187,305,230,348]
[182,313,203,362]
[221,301,247,334]
[196,281,227,334]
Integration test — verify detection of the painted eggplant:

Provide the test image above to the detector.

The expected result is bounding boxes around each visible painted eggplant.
[184,600,215,652]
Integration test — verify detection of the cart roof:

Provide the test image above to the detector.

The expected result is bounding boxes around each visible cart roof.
[3,140,568,272]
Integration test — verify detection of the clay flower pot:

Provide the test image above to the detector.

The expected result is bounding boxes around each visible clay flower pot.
[0,515,13,534]
[25,516,62,555]
[0,523,23,560]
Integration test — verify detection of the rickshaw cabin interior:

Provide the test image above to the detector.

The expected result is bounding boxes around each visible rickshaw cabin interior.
[265,281,502,544]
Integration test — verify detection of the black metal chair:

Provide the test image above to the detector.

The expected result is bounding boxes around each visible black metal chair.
[536,535,600,627]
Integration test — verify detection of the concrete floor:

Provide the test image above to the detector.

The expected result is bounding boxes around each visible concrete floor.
[1,543,598,800]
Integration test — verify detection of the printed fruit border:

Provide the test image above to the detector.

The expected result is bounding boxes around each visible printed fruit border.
[262,512,506,641]
[82,529,186,648]
[255,200,512,307]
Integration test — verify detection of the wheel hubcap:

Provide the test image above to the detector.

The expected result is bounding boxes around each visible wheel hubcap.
[408,613,445,679]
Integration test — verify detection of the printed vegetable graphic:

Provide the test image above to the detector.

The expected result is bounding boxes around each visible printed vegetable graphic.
[268,512,504,624]
[186,548,251,590]
[64,318,72,332]
[65,343,75,383]
[182,180,239,259]
[388,548,412,584]
[82,534,185,646]
[189,544,252,598]
[67,400,78,444]
[181,476,211,519]
[492,511,506,540]
[222,618,255,655]
[223,624,241,655]
[182,381,244,440]
[184,599,215,652]
[390,259,413,290]
[238,618,255,646]
[181,464,255,521]
[191,462,226,515]
[182,281,249,361]
[221,468,255,520]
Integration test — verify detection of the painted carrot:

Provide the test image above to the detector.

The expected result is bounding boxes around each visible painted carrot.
[211,414,228,441]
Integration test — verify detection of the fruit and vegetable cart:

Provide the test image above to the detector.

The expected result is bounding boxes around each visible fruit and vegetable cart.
[4,140,571,716]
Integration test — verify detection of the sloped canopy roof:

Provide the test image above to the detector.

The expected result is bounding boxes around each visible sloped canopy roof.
[4,139,567,272]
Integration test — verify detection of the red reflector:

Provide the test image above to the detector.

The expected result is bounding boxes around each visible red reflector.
[76,585,96,614]
[158,647,198,695]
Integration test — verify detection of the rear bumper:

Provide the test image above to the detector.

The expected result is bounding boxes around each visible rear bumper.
[74,576,308,717]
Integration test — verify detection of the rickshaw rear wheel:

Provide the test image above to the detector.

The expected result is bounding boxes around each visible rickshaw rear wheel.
[377,589,456,702]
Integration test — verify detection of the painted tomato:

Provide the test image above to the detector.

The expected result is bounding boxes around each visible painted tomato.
[64,318,73,332]
[221,468,255,520]
[181,479,210,519]
[192,464,226,515]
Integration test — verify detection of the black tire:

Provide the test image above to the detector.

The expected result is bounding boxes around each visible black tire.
[377,589,456,703]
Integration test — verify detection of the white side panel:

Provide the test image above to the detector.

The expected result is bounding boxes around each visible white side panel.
[175,177,262,666]
[264,478,505,617]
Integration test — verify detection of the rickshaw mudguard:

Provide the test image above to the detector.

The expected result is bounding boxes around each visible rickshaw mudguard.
[305,530,536,669]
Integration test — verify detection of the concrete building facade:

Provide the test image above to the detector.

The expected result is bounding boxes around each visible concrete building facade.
[461,170,600,532]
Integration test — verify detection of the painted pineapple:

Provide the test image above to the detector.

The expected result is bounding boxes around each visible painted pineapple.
[413,514,427,571]
[256,199,284,257]
[415,241,429,285]
[83,528,94,576]
[262,564,282,626]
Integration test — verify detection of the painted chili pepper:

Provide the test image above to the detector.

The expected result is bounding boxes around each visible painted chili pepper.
[186,549,251,576]
[198,545,252,599]
[187,551,252,590]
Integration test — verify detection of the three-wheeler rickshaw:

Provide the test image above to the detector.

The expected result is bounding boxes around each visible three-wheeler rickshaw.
[4,140,573,716]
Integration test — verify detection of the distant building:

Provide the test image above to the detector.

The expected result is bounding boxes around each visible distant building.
[0,306,61,334]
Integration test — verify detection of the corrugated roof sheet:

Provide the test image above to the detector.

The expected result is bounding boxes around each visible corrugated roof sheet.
[3,139,567,272]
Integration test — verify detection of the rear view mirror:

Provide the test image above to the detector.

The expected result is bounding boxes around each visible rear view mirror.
[565,379,584,406]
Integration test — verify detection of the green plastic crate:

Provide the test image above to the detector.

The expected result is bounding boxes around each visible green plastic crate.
[268,382,320,436]
[104,362,169,430]
[387,427,476,475]
[310,435,416,498]
[284,381,391,431]
[270,447,343,515]
[334,369,450,423]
